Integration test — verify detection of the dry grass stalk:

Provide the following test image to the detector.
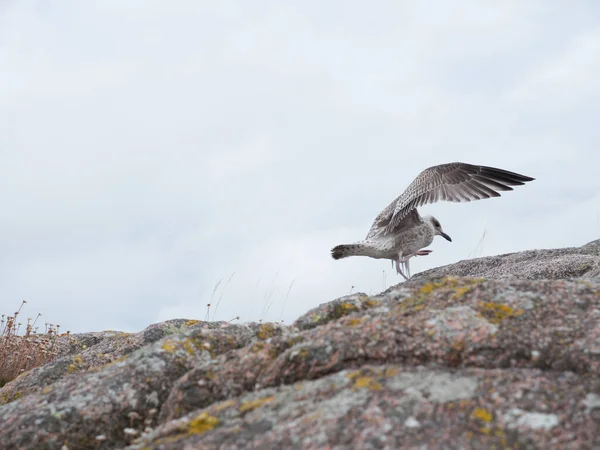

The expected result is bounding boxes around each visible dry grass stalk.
[0,301,67,387]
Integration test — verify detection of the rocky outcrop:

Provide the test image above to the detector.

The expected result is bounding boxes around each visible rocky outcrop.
[0,319,212,404]
[413,238,600,280]
[0,239,599,449]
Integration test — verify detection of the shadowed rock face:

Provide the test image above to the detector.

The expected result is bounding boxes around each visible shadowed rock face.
[0,240,599,449]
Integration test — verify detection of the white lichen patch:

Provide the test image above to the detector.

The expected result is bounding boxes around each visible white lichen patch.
[583,393,600,413]
[404,416,420,428]
[503,408,559,431]
[387,372,478,403]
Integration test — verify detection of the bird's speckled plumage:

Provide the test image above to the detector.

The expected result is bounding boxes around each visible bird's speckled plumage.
[331,162,535,280]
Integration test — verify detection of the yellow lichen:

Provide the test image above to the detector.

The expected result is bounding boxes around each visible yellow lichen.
[250,342,265,353]
[333,302,359,318]
[419,277,483,299]
[451,286,474,300]
[471,408,493,423]
[346,366,398,391]
[297,348,310,359]
[353,376,383,391]
[419,282,438,295]
[187,412,219,434]
[161,339,176,353]
[396,277,482,315]
[383,367,399,377]
[213,399,235,412]
[185,320,200,326]
[310,313,323,323]
[239,396,275,413]
[67,355,84,374]
[344,317,364,327]
[256,323,277,340]
[476,302,524,324]
[286,336,305,348]
[302,411,322,423]
[363,298,381,308]
[182,339,196,355]
[346,371,384,391]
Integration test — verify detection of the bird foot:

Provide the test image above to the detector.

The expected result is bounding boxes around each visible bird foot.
[415,250,433,256]
[395,259,410,281]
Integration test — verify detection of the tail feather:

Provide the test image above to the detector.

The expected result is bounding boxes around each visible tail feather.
[331,242,376,260]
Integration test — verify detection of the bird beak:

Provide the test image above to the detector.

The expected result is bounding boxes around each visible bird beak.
[440,232,452,242]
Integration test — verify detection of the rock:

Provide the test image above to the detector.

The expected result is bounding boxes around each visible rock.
[0,322,270,449]
[0,319,211,405]
[412,238,600,281]
[0,240,599,449]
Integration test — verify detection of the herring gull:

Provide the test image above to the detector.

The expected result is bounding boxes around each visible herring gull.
[331,162,535,280]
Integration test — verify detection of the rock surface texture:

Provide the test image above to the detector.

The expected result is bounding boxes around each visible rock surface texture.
[1,239,599,449]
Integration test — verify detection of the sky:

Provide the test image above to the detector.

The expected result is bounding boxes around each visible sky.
[1,1,599,333]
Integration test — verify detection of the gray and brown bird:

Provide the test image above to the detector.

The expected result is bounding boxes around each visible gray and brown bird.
[331,162,535,280]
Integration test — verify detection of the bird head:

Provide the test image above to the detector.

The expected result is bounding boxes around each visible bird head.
[426,215,452,242]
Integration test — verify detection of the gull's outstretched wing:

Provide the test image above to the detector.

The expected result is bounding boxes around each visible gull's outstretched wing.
[366,162,535,238]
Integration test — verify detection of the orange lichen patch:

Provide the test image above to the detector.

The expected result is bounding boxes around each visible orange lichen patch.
[187,412,219,434]
[185,320,200,327]
[476,302,524,324]
[239,396,275,413]
[471,407,493,423]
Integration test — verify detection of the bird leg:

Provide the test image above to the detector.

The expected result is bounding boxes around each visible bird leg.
[394,258,409,281]
[395,253,413,281]
[395,249,433,280]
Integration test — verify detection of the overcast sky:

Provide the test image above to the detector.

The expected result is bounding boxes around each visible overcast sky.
[1,1,599,333]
